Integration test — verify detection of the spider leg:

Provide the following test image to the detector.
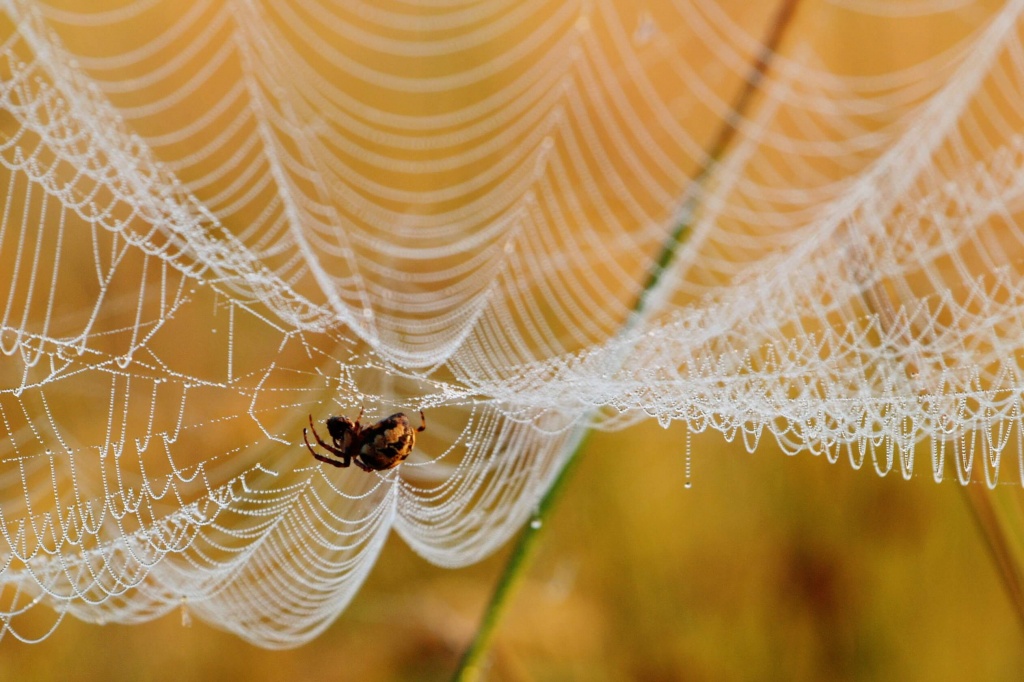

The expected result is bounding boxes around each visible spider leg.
[313,452,348,468]
[307,415,352,466]
[308,414,346,456]
[302,427,321,458]
[352,456,373,473]
[304,428,348,467]
[416,410,426,433]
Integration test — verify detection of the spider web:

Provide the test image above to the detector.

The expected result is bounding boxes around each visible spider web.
[0,0,1023,647]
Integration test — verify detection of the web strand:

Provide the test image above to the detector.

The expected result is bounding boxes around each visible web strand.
[0,0,1021,647]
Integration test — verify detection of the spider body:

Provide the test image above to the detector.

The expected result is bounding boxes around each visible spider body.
[305,409,426,472]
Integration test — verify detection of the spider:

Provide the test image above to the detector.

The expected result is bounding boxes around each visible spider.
[304,408,426,472]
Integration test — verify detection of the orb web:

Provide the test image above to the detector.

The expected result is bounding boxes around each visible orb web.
[0,0,1022,647]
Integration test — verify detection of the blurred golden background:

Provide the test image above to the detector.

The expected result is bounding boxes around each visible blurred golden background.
[1,0,1024,679]
[3,425,1023,680]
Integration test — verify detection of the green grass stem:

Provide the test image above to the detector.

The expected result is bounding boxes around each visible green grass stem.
[452,3,800,678]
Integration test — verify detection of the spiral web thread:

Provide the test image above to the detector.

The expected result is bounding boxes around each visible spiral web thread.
[0,0,1022,647]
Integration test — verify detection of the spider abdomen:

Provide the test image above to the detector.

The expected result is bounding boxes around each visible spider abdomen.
[358,413,419,470]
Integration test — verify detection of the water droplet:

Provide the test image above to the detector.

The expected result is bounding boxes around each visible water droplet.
[180,597,192,628]
[530,518,542,530]
[684,427,693,489]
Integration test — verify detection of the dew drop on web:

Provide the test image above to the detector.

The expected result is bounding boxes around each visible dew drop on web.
[684,426,693,490]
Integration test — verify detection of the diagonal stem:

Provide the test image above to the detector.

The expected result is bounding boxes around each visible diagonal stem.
[959,482,1024,632]
[861,265,1024,632]
[453,3,800,679]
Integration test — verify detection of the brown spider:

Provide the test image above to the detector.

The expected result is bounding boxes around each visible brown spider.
[304,409,426,472]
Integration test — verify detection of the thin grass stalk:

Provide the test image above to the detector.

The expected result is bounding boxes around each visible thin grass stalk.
[863,274,1024,630]
[452,2,800,678]
[960,477,1024,631]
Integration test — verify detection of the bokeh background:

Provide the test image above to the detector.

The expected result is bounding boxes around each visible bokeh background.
[1,0,1024,679]
[3,426,1023,680]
